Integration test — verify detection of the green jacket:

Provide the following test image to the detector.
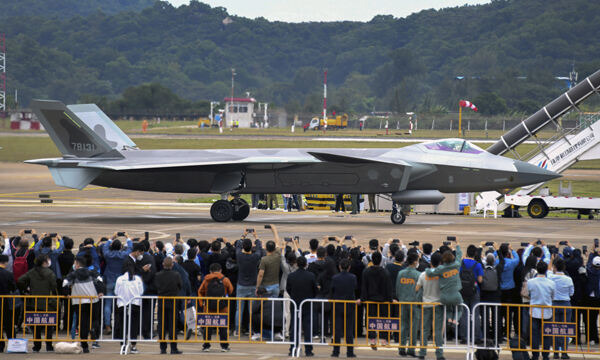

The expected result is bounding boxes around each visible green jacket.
[17,266,58,311]
[395,266,422,302]
[425,245,463,304]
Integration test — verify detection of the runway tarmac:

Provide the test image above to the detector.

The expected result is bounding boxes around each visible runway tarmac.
[1,162,599,248]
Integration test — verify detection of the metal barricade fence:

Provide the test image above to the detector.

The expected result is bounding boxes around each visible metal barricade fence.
[473,302,600,357]
[0,295,126,350]
[125,296,296,354]
[295,299,471,359]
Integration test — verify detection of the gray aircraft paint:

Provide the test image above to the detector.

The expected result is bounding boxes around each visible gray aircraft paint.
[27,100,559,203]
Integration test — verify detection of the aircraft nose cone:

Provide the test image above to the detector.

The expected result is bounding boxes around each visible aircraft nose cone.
[513,160,561,185]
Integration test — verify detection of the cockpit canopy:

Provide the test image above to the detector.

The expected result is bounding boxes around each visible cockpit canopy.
[423,139,483,154]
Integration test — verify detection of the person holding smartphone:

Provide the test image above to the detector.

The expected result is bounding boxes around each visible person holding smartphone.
[233,229,263,336]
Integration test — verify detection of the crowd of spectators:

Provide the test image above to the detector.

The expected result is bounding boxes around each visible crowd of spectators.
[0,228,599,358]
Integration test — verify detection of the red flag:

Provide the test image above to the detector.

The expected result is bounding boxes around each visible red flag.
[459,100,478,112]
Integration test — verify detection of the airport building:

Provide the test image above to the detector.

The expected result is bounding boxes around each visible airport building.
[224,96,256,128]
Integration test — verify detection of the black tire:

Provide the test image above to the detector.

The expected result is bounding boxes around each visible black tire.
[391,210,406,225]
[527,200,548,219]
[231,198,250,221]
[210,200,234,222]
[577,213,582,220]
[589,214,594,220]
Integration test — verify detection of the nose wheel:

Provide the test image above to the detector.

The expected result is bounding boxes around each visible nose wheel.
[391,209,406,224]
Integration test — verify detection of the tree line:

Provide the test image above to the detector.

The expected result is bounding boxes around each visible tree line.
[3,0,600,116]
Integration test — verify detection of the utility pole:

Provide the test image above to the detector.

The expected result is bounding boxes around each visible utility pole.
[322,69,327,124]
[0,33,6,117]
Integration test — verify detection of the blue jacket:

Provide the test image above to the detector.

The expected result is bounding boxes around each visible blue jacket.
[34,238,64,279]
[586,254,600,298]
[494,250,520,290]
[101,239,133,286]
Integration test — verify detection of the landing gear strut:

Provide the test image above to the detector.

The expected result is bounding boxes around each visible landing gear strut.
[231,197,250,221]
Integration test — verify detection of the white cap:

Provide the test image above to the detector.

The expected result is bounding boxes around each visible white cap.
[593,256,600,267]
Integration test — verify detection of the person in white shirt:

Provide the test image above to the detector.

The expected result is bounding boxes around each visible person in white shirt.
[548,257,574,359]
[114,269,144,354]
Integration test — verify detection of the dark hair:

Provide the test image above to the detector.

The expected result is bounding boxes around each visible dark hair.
[140,239,150,252]
[188,248,197,260]
[209,262,222,272]
[371,252,382,266]
[497,243,508,275]
[266,240,276,252]
[431,252,442,267]
[211,241,221,252]
[110,239,122,251]
[339,258,351,271]
[174,244,183,255]
[523,255,537,280]
[198,240,210,252]
[553,257,566,272]
[63,236,74,250]
[389,243,399,256]
[41,236,52,248]
[407,252,419,265]
[394,251,405,263]
[75,255,87,267]
[350,247,362,261]
[242,239,252,252]
[536,260,548,275]
[309,239,319,251]
[83,238,94,246]
[155,240,165,251]
[466,245,477,258]
[439,245,450,254]
[297,256,307,269]
[531,247,543,258]
[326,244,335,257]
[0,254,8,263]
[132,242,145,253]
[187,238,198,248]
[422,243,433,255]
[316,247,326,259]
[285,251,297,265]
[174,255,183,265]
[34,254,49,267]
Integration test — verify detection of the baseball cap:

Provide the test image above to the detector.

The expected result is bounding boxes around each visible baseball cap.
[593,256,600,267]
[562,248,573,258]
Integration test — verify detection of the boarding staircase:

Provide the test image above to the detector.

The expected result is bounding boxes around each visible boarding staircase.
[476,69,600,213]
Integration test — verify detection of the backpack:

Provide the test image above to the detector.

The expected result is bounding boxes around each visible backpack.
[481,266,499,292]
[13,249,29,282]
[206,277,226,311]
[460,260,477,299]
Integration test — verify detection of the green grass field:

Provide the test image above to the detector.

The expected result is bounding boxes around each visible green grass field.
[2,135,600,169]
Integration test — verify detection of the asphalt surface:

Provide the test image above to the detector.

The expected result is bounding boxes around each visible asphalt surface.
[1,162,600,359]
[1,162,599,249]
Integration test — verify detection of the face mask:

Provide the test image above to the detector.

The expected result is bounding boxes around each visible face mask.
[136,255,143,261]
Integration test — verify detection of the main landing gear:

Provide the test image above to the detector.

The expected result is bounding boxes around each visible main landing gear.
[210,196,250,222]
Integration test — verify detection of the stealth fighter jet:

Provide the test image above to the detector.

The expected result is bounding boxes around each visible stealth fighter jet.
[26,100,559,224]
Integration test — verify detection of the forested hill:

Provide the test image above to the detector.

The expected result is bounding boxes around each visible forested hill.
[3,0,600,115]
[0,0,155,19]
